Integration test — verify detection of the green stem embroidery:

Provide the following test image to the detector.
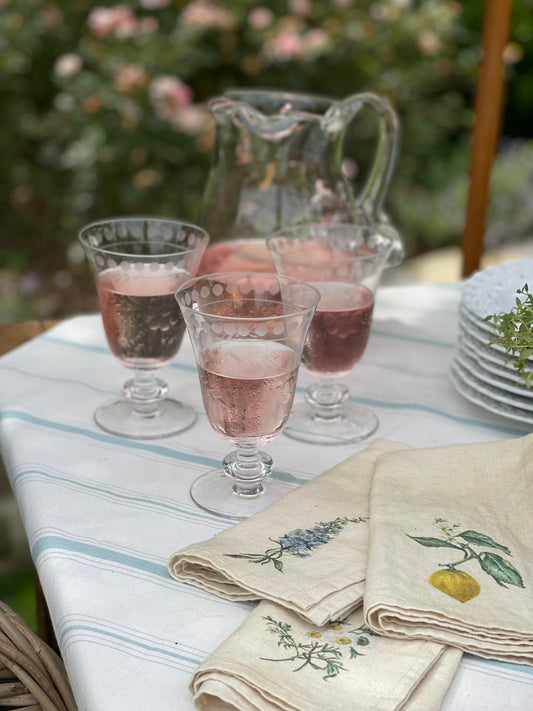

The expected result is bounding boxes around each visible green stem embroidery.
[225,516,367,572]
[409,518,525,590]
[261,616,377,680]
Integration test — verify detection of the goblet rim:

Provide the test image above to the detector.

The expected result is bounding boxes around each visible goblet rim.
[78,216,210,259]
[266,223,394,266]
[175,270,321,320]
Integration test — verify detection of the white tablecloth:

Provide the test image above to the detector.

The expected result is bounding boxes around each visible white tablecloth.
[1,283,533,710]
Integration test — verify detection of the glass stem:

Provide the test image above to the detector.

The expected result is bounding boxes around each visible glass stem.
[305,379,350,420]
[223,445,273,498]
[122,370,167,418]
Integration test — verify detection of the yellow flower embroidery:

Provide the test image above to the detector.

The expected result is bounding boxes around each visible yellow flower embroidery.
[262,616,380,680]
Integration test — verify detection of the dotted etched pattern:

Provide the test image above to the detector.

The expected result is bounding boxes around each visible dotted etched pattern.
[461,259,533,320]
[86,222,206,250]
[453,261,533,424]
[181,277,281,309]
[178,276,311,347]
[93,256,185,272]
[84,222,207,273]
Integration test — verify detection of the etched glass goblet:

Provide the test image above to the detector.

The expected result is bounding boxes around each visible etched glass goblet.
[267,223,392,445]
[176,272,319,519]
[79,217,209,439]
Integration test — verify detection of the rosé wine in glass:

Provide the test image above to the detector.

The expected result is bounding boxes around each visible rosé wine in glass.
[303,282,374,376]
[176,272,319,520]
[79,217,209,440]
[97,265,189,368]
[198,340,299,442]
[267,222,392,445]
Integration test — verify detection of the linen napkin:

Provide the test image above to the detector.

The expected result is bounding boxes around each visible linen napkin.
[169,440,405,626]
[364,433,533,664]
[190,599,462,711]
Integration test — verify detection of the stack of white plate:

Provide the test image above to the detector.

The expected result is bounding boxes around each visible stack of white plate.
[451,259,533,425]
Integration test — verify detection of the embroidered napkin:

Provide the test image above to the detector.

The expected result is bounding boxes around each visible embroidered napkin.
[169,440,405,626]
[190,600,462,711]
[364,433,533,664]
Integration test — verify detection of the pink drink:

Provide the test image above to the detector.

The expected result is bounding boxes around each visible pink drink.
[303,282,374,376]
[97,265,190,368]
[197,240,274,274]
[198,340,299,443]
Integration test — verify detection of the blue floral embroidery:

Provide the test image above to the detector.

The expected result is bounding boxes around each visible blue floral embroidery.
[225,516,367,571]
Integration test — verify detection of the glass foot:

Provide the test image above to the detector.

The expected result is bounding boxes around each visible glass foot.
[282,401,378,445]
[94,397,196,439]
[190,469,295,520]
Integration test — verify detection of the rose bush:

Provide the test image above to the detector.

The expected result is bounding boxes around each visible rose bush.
[0,0,529,318]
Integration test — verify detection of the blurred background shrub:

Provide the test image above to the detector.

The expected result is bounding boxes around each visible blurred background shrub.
[1,0,532,320]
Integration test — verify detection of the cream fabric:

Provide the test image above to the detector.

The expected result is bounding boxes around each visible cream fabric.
[169,440,405,626]
[364,434,533,664]
[190,600,462,711]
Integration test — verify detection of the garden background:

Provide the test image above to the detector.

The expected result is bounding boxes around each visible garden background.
[1,0,533,626]
[2,0,533,323]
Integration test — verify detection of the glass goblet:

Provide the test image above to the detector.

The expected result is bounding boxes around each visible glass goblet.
[176,272,319,520]
[79,217,209,439]
[267,223,392,445]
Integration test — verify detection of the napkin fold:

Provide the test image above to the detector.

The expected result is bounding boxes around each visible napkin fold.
[169,440,405,626]
[190,600,462,711]
[364,433,533,664]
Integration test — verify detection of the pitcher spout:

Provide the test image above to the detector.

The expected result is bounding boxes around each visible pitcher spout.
[210,90,326,140]
[198,88,404,270]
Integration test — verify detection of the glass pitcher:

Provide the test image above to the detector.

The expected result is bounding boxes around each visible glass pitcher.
[197,89,403,273]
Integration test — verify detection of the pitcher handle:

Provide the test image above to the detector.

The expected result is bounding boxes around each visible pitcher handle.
[326,92,403,266]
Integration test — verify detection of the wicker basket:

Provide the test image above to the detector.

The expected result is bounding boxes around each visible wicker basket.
[0,601,77,711]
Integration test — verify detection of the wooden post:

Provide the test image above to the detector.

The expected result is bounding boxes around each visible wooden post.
[461,0,513,277]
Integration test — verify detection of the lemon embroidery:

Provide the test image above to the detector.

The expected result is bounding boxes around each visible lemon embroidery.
[409,518,525,603]
[428,569,481,603]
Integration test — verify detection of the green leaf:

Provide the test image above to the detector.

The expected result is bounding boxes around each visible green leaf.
[407,535,459,549]
[273,559,284,572]
[485,283,533,385]
[457,530,511,554]
[479,552,525,588]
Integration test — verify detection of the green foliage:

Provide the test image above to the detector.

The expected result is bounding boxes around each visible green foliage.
[478,551,524,589]
[0,565,37,633]
[1,0,532,319]
[1,0,480,266]
[485,284,533,388]
[393,138,533,256]
[410,518,525,591]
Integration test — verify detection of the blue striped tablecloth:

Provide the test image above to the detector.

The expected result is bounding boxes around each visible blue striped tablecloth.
[1,283,532,710]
